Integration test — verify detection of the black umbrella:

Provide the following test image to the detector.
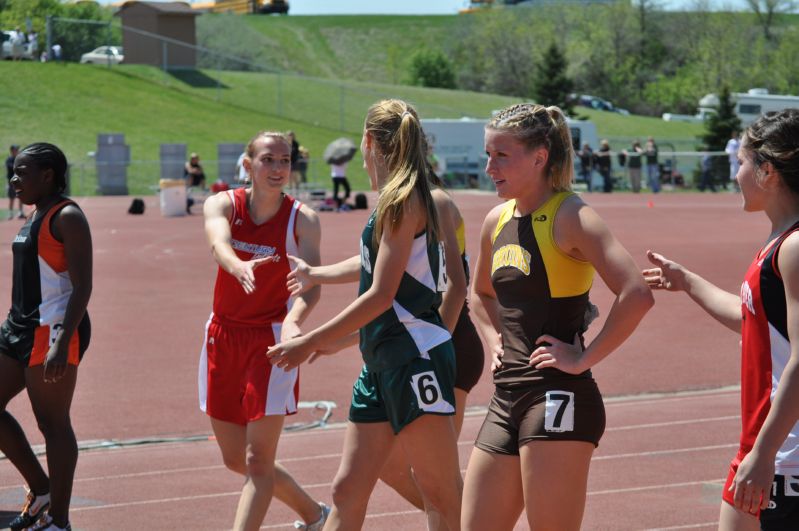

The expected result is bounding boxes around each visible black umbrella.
[324,138,357,165]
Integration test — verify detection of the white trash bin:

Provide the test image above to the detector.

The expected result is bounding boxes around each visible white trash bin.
[159,179,187,217]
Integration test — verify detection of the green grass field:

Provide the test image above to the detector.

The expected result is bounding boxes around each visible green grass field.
[0,60,702,195]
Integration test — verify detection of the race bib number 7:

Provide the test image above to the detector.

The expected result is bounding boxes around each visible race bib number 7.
[544,390,575,432]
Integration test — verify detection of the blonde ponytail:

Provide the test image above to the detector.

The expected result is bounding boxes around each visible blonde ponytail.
[365,100,439,247]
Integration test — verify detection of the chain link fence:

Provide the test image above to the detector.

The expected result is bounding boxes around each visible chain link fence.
[47,16,723,196]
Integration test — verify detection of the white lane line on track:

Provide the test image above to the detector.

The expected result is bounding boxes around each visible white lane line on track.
[644,523,718,530]
[605,415,738,432]
[260,509,424,529]
[589,478,724,496]
[0,441,736,494]
[604,388,739,408]
[593,443,737,461]
[70,491,242,512]
[65,477,724,527]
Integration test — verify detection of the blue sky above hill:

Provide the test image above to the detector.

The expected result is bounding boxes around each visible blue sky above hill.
[96,0,756,15]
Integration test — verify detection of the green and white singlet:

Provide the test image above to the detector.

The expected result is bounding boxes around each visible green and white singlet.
[358,210,451,371]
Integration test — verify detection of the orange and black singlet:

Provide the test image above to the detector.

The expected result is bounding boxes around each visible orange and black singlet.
[490,192,593,388]
[5,198,90,364]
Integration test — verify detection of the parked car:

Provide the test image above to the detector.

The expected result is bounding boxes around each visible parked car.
[1,30,35,60]
[570,93,630,115]
[80,46,124,65]
[258,0,289,14]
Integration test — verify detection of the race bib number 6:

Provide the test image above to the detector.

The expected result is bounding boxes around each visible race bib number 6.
[411,370,454,414]
[544,390,575,432]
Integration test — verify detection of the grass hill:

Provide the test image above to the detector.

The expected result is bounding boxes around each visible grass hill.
[0,60,702,196]
[232,15,459,85]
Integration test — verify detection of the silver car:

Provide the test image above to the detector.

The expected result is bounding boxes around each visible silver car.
[80,46,124,65]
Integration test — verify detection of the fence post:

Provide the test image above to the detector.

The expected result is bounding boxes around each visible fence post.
[339,85,345,131]
[46,16,52,61]
[277,73,283,116]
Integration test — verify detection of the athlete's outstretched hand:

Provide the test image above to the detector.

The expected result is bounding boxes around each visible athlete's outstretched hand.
[729,449,774,515]
[529,334,585,374]
[287,255,316,296]
[267,335,316,370]
[643,250,689,292]
[231,255,277,294]
[490,333,504,373]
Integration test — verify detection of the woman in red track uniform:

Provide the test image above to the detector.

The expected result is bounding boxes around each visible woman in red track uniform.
[200,131,328,531]
[645,109,799,531]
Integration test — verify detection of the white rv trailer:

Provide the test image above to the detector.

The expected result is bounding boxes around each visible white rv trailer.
[420,117,598,189]
[697,89,799,126]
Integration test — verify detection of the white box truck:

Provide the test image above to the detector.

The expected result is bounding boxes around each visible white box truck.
[421,117,598,189]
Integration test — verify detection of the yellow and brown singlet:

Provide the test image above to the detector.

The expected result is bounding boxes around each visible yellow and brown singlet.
[490,191,594,387]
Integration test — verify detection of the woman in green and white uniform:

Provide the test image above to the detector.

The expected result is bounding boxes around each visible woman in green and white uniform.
[268,99,463,530]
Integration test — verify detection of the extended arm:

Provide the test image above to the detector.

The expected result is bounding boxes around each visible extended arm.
[269,196,424,369]
[287,255,361,296]
[643,250,742,332]
[203,192,275,294]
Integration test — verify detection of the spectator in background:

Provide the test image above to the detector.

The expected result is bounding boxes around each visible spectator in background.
[288,131,302,190]
[51,43,62,62]
[625,140,644,193]
[645,136,660,193]
[330,160,351,211]
[27,31,38,58]
[578,142,594,192]
[698,152,717,193]
[296,146,309,185]
[184,152,206,214]
[11,29,24,61]
[5,145,24,220]
[596,139,613,193]
[184,152,206,190]
[235,151,249,184]
[726,130,741,192]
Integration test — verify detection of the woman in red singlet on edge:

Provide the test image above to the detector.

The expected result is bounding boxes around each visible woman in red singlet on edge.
[0,143,92,531]
[645,109,799,531]
[200,131,329,531]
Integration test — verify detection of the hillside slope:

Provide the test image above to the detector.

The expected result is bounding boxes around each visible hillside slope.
[0,61,701,195]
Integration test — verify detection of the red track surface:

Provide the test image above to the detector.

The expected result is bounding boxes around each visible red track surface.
[0,191,767,529]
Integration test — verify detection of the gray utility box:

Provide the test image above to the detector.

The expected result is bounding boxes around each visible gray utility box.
[160,143,187,181]
[96,133,130,195]
[218,143,245,185]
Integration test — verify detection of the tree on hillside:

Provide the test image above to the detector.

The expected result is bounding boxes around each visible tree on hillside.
[453,9,539,97]
[0,0,61,33]
[746,0,796,41]
[408,48,456,89]
[699,86,741,187]
[700,86,741,151]
[51,2,117,62]
[531,42,574,115]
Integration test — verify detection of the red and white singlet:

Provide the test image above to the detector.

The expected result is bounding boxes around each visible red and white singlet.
[739,222,799,474]
[212,188,300,326]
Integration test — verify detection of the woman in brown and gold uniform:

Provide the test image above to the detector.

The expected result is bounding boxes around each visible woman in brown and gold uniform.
[462,104,654,531]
